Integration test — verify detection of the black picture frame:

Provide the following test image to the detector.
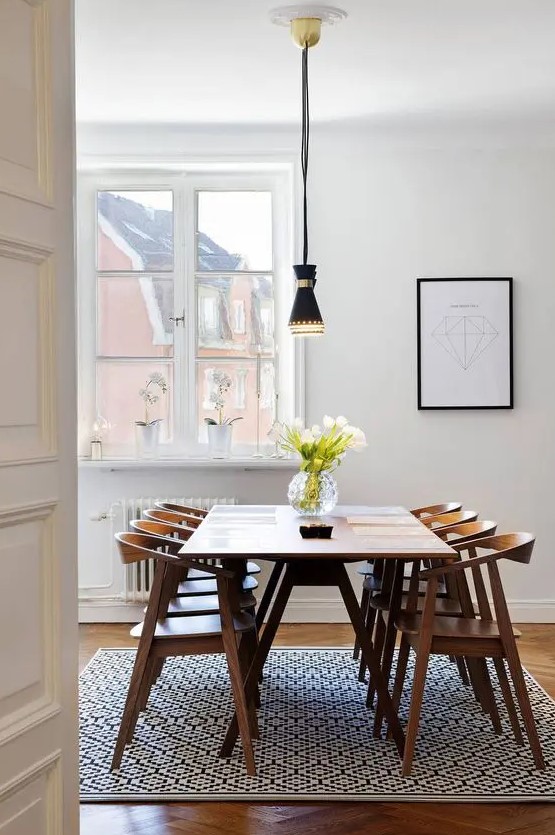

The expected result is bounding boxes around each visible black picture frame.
[417,277,513,410]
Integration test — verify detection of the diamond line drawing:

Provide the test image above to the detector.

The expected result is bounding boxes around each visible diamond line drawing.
[432,316,498,370]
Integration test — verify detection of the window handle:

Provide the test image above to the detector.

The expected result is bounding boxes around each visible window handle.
[170,310,185,327]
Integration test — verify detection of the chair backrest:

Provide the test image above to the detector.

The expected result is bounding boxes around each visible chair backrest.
[138,511,218,566]
[434,520,497,545]
[130,518,193,541]
[411,502,462,519]
[143,508,199,529]
[114,531,229,576]
[454,532,535,566]
[421,532,535,624]
[155,501,207,521]
[421,510,478,530]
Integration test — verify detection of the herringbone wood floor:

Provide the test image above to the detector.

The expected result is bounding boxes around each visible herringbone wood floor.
[80,623,555,835]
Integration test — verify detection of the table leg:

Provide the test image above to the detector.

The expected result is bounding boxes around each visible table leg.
[255,561,284,630]
[219,564,295,759]
[373,558,406,737]
[335,563,405,756]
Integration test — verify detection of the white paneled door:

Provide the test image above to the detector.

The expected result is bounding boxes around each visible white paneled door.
[0,0,78,833]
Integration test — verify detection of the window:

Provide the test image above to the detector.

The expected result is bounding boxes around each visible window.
[78,168,298,456]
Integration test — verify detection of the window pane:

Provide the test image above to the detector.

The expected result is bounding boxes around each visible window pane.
[197,191,272,272]
[197,275,273,357]
[97,190,173,272]
[197,360,275,445]
[98,276,174,357]
[97,362,173,445]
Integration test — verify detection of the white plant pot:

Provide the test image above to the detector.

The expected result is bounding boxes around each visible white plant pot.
[135,421,161,459]
[207,423,232,459]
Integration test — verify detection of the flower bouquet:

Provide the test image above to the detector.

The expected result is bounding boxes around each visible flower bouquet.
[279,415,366,515]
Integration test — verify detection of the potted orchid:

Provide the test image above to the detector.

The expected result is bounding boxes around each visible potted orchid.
[279,415,366,515]
[135,372,168,458]
[204,370,242,458]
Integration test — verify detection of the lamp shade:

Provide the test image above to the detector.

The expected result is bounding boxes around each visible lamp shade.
[288,264,325,336]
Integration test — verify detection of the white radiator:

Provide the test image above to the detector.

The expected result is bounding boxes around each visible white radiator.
[109,495,237,604]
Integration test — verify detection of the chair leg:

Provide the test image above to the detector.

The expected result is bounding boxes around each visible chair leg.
[465,657,492,712]
[401,575,438,776]
[111,561,167,771]
[493,657,524,745]
[465,656,503,732]
[154,657,165,681]
[391,635,411,715]
[137,657,157,715]
[221,628,257,776]
[402,643,431,776]
[504,650,545,769]
[366,610,386,707]
[111,647,152,769]
[353,584,370,661]
[358,596,376,683]
[475,658,503,734]
[455,657,470,686]
[373,560,405,737]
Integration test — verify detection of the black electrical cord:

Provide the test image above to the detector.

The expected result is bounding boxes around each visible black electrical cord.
[301,44,310,266]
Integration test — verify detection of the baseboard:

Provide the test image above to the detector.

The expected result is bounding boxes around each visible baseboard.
[79,597,555,624]
[506,600,555,622]
[79,600,146,623]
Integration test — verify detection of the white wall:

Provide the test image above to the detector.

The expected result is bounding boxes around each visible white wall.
[77,119,555,621]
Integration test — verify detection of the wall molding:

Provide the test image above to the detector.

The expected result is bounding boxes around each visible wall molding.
[0,503,60,747]
[0,236,53,264]
[0,699,61,748]
[0,237,58,463]
[0,749,60,801]
[79,596,555,624]
[0,498,57,527]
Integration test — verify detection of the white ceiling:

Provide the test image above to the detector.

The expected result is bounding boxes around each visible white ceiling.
[75,0,555,125]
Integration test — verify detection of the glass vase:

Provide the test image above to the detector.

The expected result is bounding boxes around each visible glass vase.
[288,471,338,517]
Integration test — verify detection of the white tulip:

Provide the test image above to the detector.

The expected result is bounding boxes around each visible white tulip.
[293,417,304,429]
[311,424,322,437]
[336,415,348,427]
[322,415,335,429]
[300,429,315,444]
[352,428,367,448]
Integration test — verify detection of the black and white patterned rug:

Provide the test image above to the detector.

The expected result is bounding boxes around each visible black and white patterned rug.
[80,648,555,802]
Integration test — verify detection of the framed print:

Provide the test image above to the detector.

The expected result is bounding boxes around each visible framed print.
[417,278,513,409]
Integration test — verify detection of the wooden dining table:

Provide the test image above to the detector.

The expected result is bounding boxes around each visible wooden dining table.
[178,503,457,760]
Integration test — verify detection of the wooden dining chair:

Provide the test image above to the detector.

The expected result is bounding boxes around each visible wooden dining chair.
[130,519,258,617]
[392,533,545,776]
[365,520,498,716]
[411,501,463,520]
[353,503,464,663]
[355,511,479,680]
[112,532,259,776]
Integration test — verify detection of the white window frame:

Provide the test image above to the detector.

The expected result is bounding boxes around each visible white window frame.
[77,163,304,459]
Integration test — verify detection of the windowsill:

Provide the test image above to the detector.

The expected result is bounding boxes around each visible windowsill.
[78,455,299,472]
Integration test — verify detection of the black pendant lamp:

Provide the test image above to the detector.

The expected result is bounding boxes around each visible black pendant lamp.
[271,6,347,337]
